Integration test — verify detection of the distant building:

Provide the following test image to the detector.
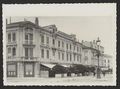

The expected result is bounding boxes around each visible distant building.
[101,54,113,70]
[81,40,104,67]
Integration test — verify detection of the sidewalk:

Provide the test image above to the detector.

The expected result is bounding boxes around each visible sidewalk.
[5,74,115,86]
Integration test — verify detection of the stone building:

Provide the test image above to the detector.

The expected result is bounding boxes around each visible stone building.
[81,40,104,67]
[6,17,112,78]
[6,17,83,77]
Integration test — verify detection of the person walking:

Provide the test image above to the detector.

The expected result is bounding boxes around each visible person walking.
[93,72,96,77]
[102,71,106,77]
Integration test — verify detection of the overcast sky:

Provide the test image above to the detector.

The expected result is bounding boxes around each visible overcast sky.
[6,16,116,57]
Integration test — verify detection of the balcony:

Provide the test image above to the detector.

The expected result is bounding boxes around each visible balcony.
[7,56,38,62]
[23,40,35,47]
[21,56,38,62]
[40,43,50,49]
[51,45,57,50]
[7,56,20,62]
[7,41,17,46]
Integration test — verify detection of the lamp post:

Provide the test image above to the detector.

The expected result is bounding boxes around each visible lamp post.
[96,37,101,79]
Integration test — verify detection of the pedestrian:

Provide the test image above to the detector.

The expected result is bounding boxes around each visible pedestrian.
[102,71,106,77]
[93,72,96,77]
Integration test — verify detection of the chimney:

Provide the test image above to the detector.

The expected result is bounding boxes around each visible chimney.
[81,40,84,44]
[24,18,27,21]
[35,17,39,26]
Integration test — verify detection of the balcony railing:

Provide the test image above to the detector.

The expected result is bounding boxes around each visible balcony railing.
[23,40,35,47]
[7,56,20,61]
[7,56,38,62]
[21,57,38,61]
[24,40,33,44]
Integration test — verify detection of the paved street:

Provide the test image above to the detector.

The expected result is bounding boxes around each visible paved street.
[5,74,116,86]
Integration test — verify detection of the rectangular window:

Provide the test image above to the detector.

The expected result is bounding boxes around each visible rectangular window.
[25,48,28,58]
[74,54,75,61]
[25,34,28,44]
[12,47,16,56]
[70,44,71,50]
[62,53,64,60]
[8,48,11,54]
[41,35,44,43]
[67,53,68,61]
[62,41,64,48]
[77,55,79,61]
[47,50,49,59]
[58,52,60,59]
[53,39,55,45]
[70,54,72,61]
[12,33,16,42]
[8,33,11,42]
[66,44,68,50]
[46,37,49,44]
[80,55,81,62]
[25,48,33,58]
[77,47,79,52]
[58,41,60,47]
[29,34,33,40]
[30,48,33,57]
[25,33,33,44]
[41,49,44,58]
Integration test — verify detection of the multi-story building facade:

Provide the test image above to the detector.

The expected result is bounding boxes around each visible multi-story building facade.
[81,40,104,67]
[101,54,112,69]
[6,17,112,78]
[6,18,83,77]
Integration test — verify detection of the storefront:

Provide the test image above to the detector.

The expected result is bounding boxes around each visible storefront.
[40,63,56,77]
[7,62,17,77]
[24,62,34,77]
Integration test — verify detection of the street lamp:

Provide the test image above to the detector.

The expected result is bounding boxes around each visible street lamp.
[96,37,101,79]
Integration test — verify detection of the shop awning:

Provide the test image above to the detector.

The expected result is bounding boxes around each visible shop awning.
[41,63,56,69]
[61,64,71,67]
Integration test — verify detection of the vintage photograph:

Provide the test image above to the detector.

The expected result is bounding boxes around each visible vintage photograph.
[2,4,116,86]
